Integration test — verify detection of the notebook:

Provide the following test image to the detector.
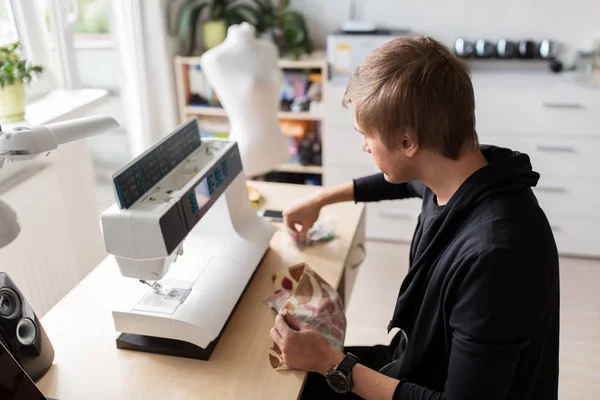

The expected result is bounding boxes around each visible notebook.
[0,339,48,400]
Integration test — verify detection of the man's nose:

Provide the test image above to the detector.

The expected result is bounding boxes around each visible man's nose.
[362,139,371,154]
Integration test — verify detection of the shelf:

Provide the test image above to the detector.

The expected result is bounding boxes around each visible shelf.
[278,111,322,121]
[185,106,322,121]
[274,163,322,174]
[185,106,228,117]
[277,50,327,69]
[176,50,326,70]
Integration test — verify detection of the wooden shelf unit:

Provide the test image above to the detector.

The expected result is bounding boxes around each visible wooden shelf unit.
[173,50,327,181]
[274,163,323,174]
[184,105,323,121]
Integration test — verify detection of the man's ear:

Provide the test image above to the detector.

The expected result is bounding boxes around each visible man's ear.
[401,130,419,157]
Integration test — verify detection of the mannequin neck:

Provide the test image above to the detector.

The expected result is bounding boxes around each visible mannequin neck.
[226,25,255,45]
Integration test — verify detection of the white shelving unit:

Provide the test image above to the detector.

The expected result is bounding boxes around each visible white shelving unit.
[174,51,327,178]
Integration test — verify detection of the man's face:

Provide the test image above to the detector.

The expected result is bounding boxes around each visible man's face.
[355,122,417,184]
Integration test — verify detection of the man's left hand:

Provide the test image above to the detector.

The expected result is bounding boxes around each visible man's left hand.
[270,312,344,375]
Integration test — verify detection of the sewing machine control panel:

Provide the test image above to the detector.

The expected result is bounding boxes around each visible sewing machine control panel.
[107,118,244,256]
[112,119,202,209]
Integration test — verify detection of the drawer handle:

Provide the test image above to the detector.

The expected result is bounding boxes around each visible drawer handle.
[542,102,584,109]
[536,144,575,153]
[349,243,366,270]
[378,210,412,220]
[536,185,567,193]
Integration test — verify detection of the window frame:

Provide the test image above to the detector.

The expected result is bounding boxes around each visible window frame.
[0,0,19,47]
[8,0,58,100]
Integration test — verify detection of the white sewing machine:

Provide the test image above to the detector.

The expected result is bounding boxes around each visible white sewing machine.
[101,117,275,359]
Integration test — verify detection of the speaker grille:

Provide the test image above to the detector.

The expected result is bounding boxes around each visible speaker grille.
[0,287,21,320]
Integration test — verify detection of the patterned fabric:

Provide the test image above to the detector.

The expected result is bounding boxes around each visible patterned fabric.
[265,263,346,370]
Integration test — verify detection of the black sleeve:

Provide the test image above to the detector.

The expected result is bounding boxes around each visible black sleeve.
[391,249,553,400]
[353,173,425,202]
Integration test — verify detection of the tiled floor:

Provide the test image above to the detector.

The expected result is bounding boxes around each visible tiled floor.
[345,241,600,399]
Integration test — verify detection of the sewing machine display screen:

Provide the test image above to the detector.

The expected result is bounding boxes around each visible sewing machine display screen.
[190,159,229,214]
[192,178,211,213]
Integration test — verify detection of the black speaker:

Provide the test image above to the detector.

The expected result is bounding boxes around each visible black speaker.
[0,272,54,382]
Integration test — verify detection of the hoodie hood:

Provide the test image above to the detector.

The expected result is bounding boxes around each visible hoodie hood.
[388,145,541,333]
[474,144,540,200]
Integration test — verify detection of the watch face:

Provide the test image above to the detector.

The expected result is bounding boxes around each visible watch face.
[327,371,350,393]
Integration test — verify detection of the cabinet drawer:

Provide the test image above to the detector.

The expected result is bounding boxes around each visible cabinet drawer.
[474,78,600,137]
[479,135,600,179]
[366,202,419,242]
[341,210,366,306]
[546,215,600,257]
[534,177,600,218]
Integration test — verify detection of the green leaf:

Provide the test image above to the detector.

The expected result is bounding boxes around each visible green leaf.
[281,0,290,9]
[225,10,248,26]
[229,3,258,18]
[175,0,198,55]
[187,2,208,54]
[177,1,208,56]
[0,41,43,87]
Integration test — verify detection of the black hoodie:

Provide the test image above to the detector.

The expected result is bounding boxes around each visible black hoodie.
[353,145,560,400]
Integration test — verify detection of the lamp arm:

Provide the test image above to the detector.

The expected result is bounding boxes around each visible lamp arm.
[46,116,121,145]
[0,116,121,165]
[0,115,121,249]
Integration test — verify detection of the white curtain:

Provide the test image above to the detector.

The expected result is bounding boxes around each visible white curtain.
[110,0,179,156]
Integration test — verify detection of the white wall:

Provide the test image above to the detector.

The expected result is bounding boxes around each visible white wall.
[292,0,600,62]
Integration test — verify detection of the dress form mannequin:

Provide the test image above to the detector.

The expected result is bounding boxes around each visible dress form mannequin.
[200,23,288,176]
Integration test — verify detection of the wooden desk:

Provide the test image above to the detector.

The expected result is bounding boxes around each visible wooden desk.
[37,181,365,400]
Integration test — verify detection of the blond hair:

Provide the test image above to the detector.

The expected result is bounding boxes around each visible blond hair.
[342,36,478,160]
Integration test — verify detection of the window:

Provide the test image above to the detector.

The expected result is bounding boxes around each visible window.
[73,0,112,41]
[40,0,112,46]
[0,0,18,47]
[4,0,57,99]
[3,0,116,99]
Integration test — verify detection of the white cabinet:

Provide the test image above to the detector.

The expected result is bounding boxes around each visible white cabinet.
[473,76,600,136]
[323,74,600,257]
[479,135,600,179]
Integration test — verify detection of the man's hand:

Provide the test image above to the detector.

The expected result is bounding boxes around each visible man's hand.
[282,197,322,244]
[282,182,355,243]
[270,312,344,375]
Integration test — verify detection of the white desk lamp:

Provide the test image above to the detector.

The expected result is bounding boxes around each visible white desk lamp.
[0,116,122,248]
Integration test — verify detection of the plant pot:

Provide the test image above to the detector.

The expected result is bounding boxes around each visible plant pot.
[203,20,227,50]
[0,82,26,122]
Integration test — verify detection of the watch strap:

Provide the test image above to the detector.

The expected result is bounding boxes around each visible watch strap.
[337,352,359,375]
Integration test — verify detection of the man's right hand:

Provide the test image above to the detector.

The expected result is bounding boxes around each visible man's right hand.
[283,197,322,244]
[283,182,355,244]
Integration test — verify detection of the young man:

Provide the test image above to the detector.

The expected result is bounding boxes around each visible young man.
[269,36,560,400]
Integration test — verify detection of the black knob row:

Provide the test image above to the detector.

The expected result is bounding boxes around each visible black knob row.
[455,38,557,60]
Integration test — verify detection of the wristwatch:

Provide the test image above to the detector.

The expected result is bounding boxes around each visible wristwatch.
[326,353,360,394]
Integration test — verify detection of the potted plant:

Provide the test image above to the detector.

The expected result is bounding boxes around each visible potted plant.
[252,0,312,60]
[169,0,258,56]
[0,43,44,122]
